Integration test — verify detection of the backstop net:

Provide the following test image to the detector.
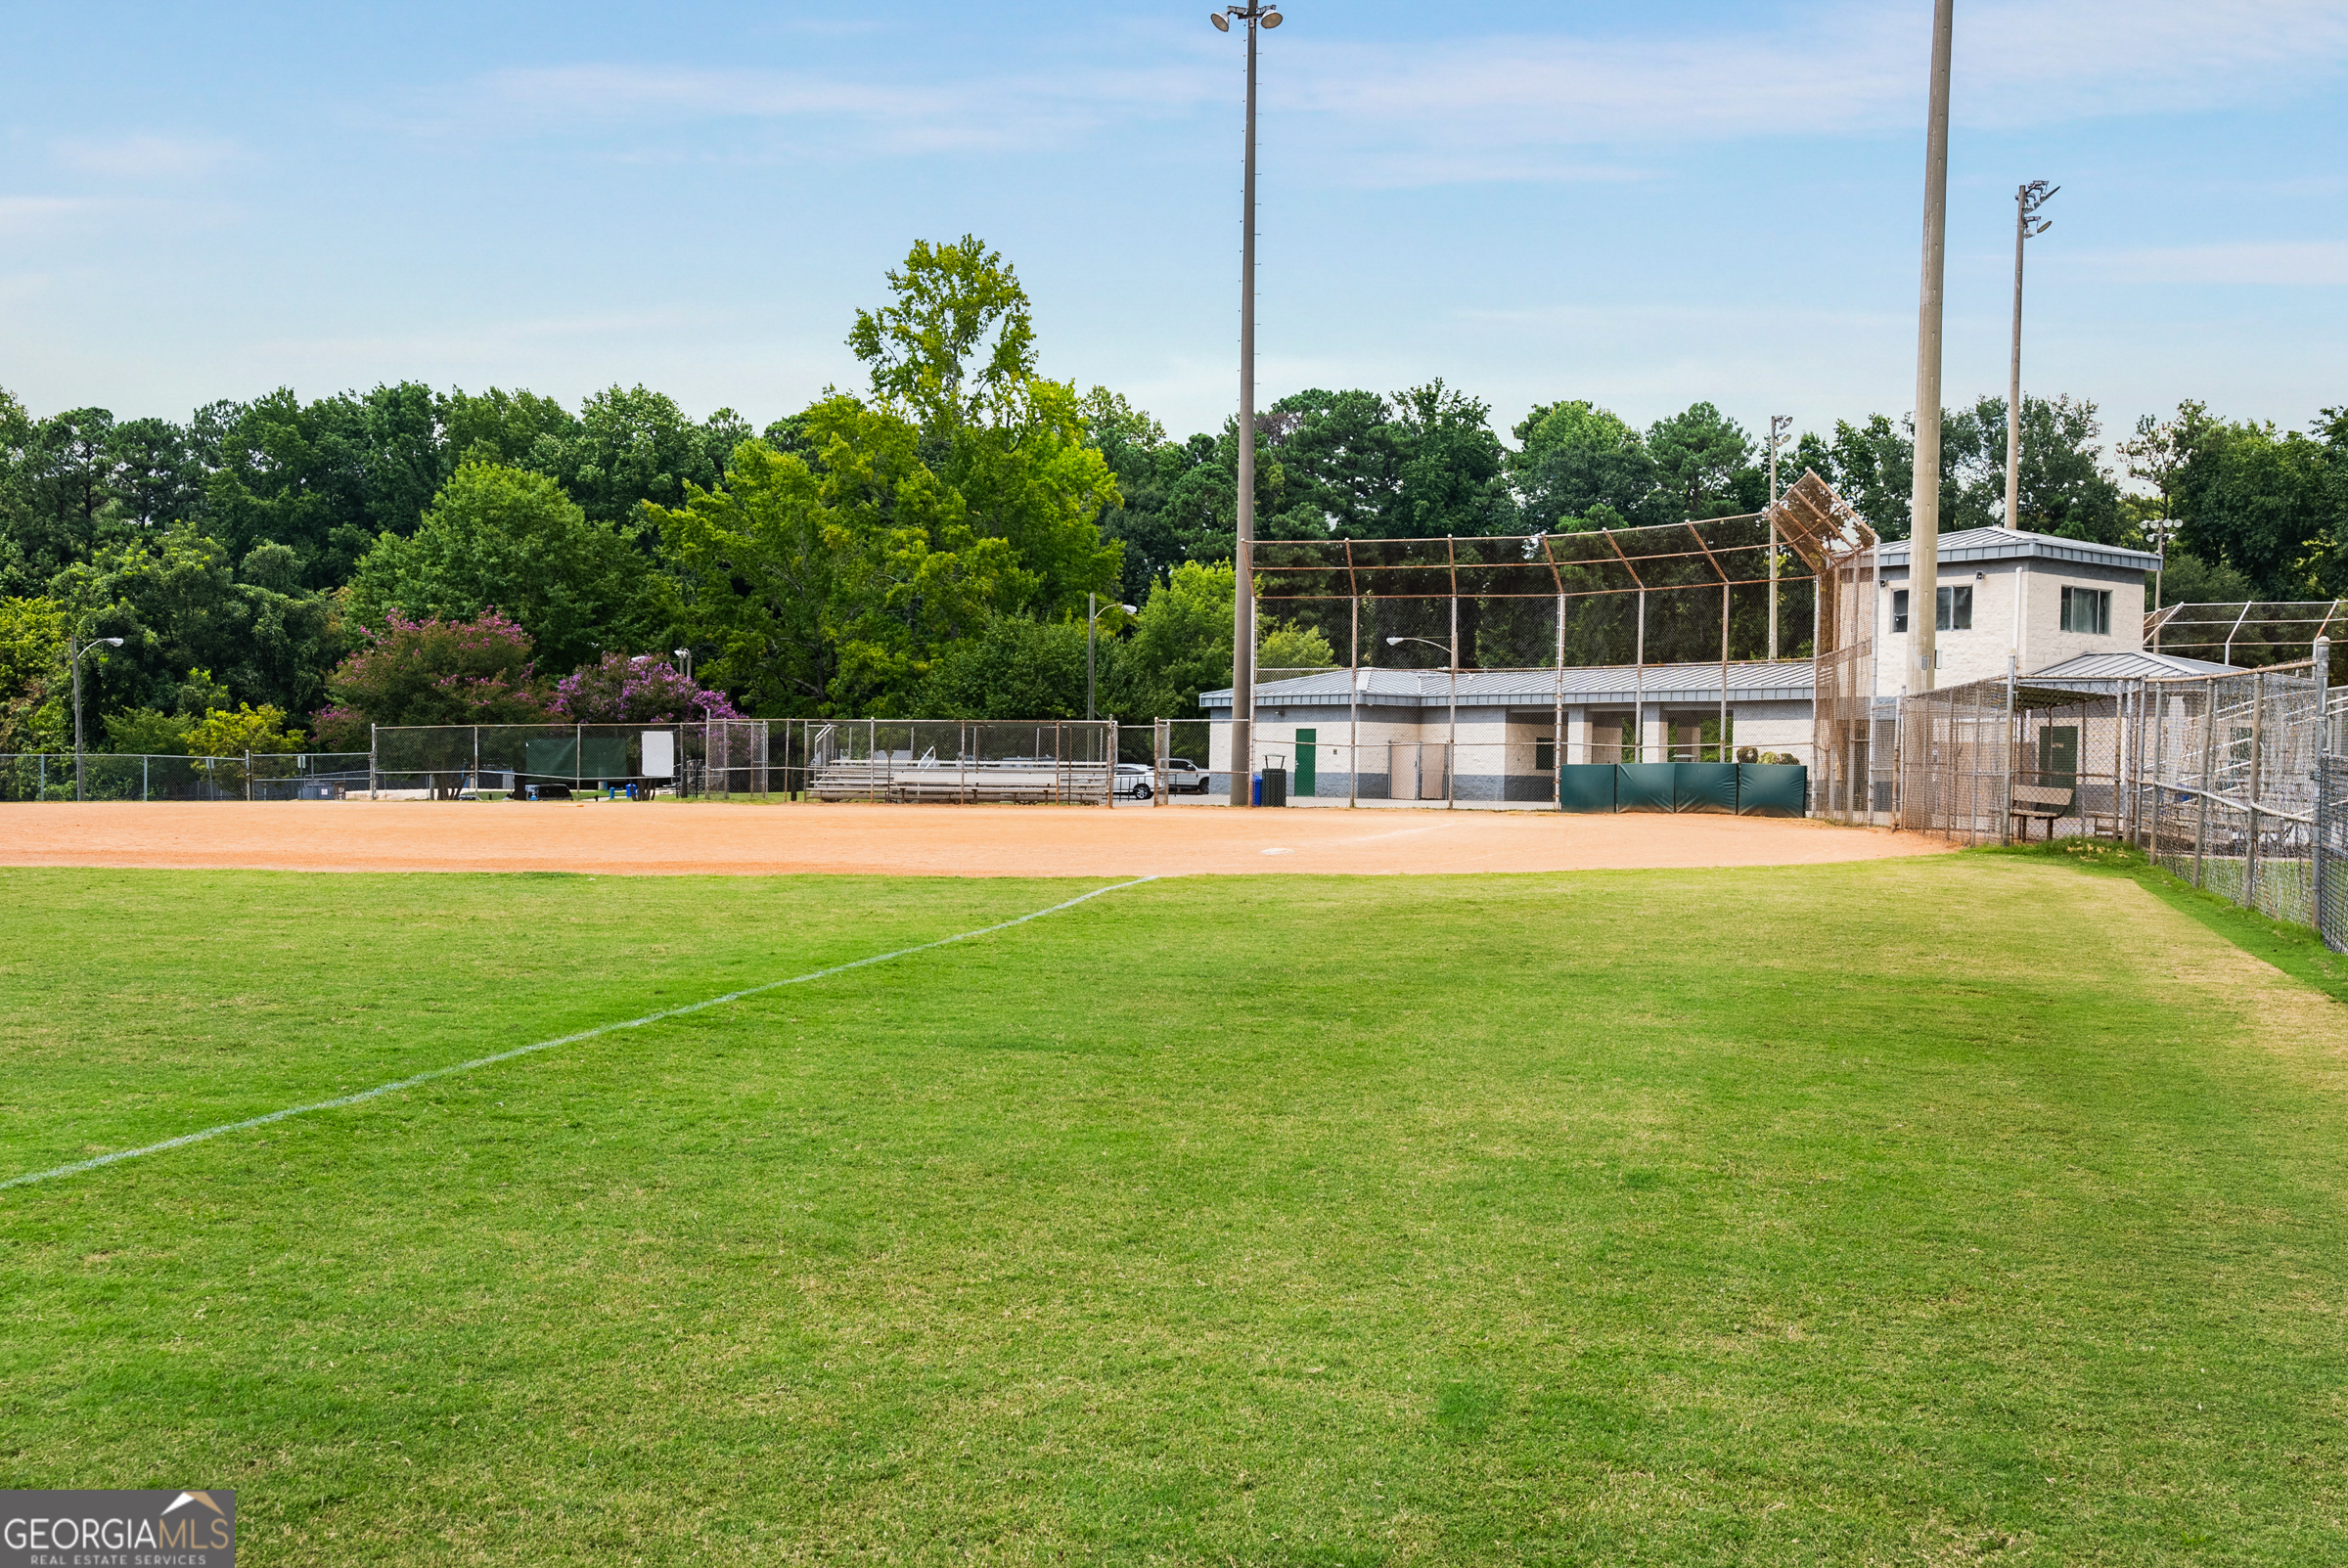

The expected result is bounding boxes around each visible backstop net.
[1235,470,1875,814]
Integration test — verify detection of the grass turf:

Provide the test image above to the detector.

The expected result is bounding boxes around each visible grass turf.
[2,855,2345,1565]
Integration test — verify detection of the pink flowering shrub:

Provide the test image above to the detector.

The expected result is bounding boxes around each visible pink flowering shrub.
[313,610,552,747]
[550,653,744,724]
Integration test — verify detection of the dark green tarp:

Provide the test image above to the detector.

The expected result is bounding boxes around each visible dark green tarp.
[1557,764,1616,814]
[1736,763,1808,817]
[523,737,632,781]
[1673,761,1739,814]
[1614,763,1677,813]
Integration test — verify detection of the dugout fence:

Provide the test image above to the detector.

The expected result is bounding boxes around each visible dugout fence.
[1896,641,2346,951]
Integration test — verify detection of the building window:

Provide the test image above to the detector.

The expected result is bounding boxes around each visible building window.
[2060,586,2111,635]
[1534,737,1556,772]
[1893,585,1972,631]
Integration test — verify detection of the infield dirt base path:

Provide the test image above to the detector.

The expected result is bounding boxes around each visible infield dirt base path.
[1,801,1953,877]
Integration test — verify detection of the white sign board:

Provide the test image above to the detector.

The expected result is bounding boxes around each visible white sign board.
[641,729,675,779]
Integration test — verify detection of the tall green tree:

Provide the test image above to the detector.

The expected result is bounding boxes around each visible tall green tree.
[847,237,1122,619]
[46,524,339,722]
[347,462,665,675]
[655,403,1027,717]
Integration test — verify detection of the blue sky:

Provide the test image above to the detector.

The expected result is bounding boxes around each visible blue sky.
[5,1,2345,456]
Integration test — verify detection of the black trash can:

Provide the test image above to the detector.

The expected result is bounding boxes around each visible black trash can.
[1260,766,1287,808]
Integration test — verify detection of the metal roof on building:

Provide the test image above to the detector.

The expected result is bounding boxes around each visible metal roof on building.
[1200,660,1817,712]
[1874,526,2158,574]
[2027,650,2235,681]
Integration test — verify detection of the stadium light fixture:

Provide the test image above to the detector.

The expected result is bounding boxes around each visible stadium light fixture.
[2004,179,2057,537]
[1211,3,1287,805]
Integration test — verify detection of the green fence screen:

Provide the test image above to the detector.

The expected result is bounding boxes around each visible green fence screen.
[1673,762,1739,814]
[1557,764,1617,814]
[1735,763,1809,818]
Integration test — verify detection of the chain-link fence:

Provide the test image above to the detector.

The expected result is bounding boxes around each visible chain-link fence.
[775,719,1115,805]
[1896,648,2343,952]
[0,752,371,801]
[2138,662,2331,930]
[365,722,769,799]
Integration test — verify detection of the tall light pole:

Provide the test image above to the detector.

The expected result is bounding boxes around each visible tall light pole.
[2004,180,2056,532]
[68,632,126,802]
[1908,0,1955,694]
[1212,2,1282,805]
[1387,636,1455,811]
[1767,413,1791,660]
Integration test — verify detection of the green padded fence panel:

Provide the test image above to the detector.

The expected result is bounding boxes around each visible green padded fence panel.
[1673,761,1739,814]
[522,737,634,781]
[523,738,576,780]
[1736,763,1808,817]
[1557,764,1616,814]
[1614,763,1677,813]
[580,738,630,781]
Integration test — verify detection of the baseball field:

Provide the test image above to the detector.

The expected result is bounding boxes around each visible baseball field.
[4,806,2346,1565]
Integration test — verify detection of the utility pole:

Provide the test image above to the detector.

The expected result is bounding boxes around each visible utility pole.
[1909,0,1955,694]
[2005,180,2056,532]
[1211,2,1283,805]
[1767,414,1791,660]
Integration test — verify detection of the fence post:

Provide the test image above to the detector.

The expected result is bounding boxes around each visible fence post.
[370,724,379,800]
[2245,670,2267,910]
[2315,637,2331,944]
[2001,654,2017,845]
[2192,685,2216,889]
[2149,684,2166,866]
[143,754,150,802]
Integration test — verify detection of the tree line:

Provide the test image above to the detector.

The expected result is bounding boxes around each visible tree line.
[3,234,2342,755]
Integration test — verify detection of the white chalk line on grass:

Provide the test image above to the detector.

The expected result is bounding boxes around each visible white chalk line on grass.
[1,876,1160,1193]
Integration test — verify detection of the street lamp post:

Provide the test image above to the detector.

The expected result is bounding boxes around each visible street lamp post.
[1766,413,1791,660]
[1387,635,1455,811]
[2004,180,2056,532]
[68,632,126,802]
[674,648,693,683]
[1211,2,1283,806]
[1086,595,1138,721]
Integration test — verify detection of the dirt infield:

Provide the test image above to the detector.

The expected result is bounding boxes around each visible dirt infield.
[0,800,1954,877]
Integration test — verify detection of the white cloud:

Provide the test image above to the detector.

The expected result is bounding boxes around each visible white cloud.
[0,197,114,238]
[2071,241,2348,287]
[1278,0,2348,181]
[436,0,2348,183]
[55,134,238,181]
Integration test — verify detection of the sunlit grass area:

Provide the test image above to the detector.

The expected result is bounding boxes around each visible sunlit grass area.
[3,857,2343,1565]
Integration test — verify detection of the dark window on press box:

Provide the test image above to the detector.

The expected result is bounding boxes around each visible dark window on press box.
[1891,585,1972,633]
[2060,586,2111,635]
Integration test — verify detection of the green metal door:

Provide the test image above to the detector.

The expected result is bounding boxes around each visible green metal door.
[1293,729,1316,796]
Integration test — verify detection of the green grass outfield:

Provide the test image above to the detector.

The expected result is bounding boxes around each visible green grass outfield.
[3,854,2345,1565]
